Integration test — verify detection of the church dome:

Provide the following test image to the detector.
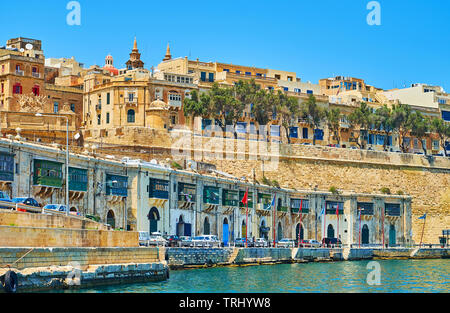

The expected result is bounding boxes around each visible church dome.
[147,99,170,111]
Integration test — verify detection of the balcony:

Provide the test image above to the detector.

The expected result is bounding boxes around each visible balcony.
[32,72,41,78]
[277,206,288,213]
[15,70,24,76]
[125,97,138,106]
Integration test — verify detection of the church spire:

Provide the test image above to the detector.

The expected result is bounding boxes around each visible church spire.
[133,37,138,51]
[163,43,172,61]
[126,37,144,70]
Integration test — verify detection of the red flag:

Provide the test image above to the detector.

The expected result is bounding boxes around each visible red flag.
[241,190,248,205]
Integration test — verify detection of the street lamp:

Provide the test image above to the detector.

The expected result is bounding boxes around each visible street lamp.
[36,113,70,216]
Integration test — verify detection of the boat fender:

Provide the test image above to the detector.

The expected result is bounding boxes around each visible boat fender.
[3,271,18,293]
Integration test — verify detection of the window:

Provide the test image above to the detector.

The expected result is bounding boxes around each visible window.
[107,93,110,105]
[223,69,229,72]
[53,102,59,113]
[128,93,134,102]
[32,85,40,96]
[438,99,446,105]
[97,114,101,125]
[200,72,206,82]
[294,88,301,93]
[1,83,3,93]
[275,74,281,80]
[127,109,135,123]
[208,73,214,82]
[314,129,324,141]
[283,87,288,92]
[236,71,241,75]
[149,179,169,199]
[106,112,110,124]
[245,72,251,76]
[289,127,298,138]
[302,128,308,139]
[13,83,22,94]
[432,140,440,150]
[306,90,313,94]
[442,111,450,122]
[70,103,75,112]
[169,94,181,102]
[287,76,293,81]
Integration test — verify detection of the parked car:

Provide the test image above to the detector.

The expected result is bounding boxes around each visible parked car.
[179,236,193,247]
[0,191,12,209]
[202,235,221,248]
[43,204,80,216]
[322,237,342,247]
[166,235,181,247]
[307,239,321,248]
[297,239,311,248]
[11,197,41,213]
[234,238,246,247]
[192,235,220,248]
[148,232,167,246]
[277,238,295,248]
[253,238,268,248]
[139,231,150,246]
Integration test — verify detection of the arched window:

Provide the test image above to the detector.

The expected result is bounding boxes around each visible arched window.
[127,109,135,123]
[107,210,115,229]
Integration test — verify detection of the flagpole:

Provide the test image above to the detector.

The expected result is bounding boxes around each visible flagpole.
[358,207,361,249]
[382,205,385,249]
[273,193,277,248]
[323,205,326,248]
[245,188,249,249]
[336,203,339,246]
[419,215,426,248]
[298,199,303,248]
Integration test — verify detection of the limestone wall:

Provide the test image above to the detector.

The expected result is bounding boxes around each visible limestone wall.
[0,211,108,230]
[0,247,160,270]
[0,226,138,248]
[166,247,233,267]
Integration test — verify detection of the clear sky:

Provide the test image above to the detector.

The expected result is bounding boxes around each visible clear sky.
[2,0,449,91]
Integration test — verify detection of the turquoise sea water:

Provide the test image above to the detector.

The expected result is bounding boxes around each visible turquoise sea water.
[60,259,449,293]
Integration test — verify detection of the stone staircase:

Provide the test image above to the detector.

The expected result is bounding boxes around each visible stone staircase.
[227,248,241,265]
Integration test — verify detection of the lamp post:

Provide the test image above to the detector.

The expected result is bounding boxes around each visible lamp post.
[36,113,70,216]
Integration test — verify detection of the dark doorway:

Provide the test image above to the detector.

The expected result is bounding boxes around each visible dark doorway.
[296,223,304,241]
[389,224,396,246]
[362,224,369,244]
[107,210,115,229]
[148,207,160,234]
[241,220,246,239]
[223,218,229,246]
[260,220,268,240]
[327,224,335,238]
[277,222,283,241]
[177,215,184,237]
[204,217,210,235]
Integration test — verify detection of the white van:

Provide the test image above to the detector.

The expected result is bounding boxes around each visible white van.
[139,231,150,246]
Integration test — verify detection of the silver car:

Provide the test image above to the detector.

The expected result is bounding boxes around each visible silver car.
[277,238,295,248]
[254,238,269,248]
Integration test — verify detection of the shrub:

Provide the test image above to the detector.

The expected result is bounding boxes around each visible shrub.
[380,187,391,195]
[329,186,340,195]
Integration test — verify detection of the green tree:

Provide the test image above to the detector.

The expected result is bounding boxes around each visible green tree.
[183,90,211,128]
[300,95,326,145]
[276,91,300,144]
[233,80,260,138]
[391,102,412,153]
[430,117,450,156]
[409,112,430,154]
[373,104,393,151]
[251,89,273,138]
[326,107,341,145]
[348,102,372,148]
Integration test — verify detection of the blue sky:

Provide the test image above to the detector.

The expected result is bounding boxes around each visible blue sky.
[2,0,449,91]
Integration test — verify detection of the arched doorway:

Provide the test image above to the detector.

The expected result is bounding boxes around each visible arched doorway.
[389,224,396,246]
[148,207,160,234]
[176,215,185,237]
[223,218,229,247]
[241,220,247,239]
[204,217,210,235]
[260,220,268,240]
[327,224,335,238]
[362,224,369,245]
[107,210,115,229]
[277,222,283,241]
[296,223,304,241]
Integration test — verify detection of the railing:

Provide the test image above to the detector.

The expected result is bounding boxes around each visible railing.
[0,200,85,220]
[15,70,24,76]
[32,72,41,78]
